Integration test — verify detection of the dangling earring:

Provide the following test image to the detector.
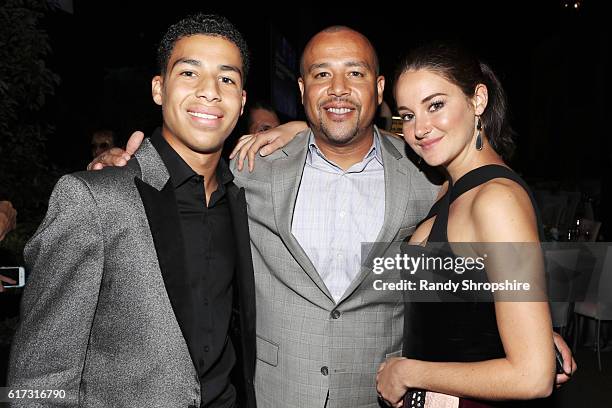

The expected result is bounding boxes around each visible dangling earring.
[475,116,483,151]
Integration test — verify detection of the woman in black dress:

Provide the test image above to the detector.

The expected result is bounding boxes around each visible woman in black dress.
[375,43,555,407]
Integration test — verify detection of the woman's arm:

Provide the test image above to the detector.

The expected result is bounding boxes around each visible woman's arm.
[377,181,555,405]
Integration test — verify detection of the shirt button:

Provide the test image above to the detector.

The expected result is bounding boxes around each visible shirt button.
[331,310,341,319]
[203,298,209,306]
[204,346,210,352]
[339,211,346,218]
[321,366,329,376]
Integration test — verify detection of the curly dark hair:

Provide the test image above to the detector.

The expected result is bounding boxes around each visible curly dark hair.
[394,42,515,160]
[157,13,250,83]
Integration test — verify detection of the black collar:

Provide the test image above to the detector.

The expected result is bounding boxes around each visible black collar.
[150,127,234,189]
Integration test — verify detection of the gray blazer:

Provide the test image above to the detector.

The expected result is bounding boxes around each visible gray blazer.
[232,128,438,408]
[7,138,257,408]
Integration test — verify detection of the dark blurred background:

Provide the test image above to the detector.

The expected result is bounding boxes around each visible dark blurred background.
[0,0,611,400]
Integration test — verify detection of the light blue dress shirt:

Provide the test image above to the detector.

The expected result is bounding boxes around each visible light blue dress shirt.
[291,130,386,302]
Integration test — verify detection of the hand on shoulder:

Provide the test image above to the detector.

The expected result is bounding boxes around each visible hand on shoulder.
[87,131,144,170]
[229,121,308,172]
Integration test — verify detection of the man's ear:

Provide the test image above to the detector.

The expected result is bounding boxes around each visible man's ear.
[240,90,247,115]
[473,83,488,116]
[376,75,386,105]
[152,75,163,106]
[298,77,305,105]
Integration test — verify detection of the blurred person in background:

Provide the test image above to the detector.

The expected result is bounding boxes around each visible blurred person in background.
[246,100,281,134]
[0,200,17,292]
[90,129,116,159]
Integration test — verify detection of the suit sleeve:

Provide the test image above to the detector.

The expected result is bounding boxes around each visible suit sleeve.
[7,174,105,407]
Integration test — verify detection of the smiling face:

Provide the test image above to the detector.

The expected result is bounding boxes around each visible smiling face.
[152,34,246,156]
[298,29,384,147]
[395,69,486,167]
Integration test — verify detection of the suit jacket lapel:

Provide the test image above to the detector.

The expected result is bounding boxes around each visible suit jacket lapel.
[226,184,256,378]
[133,139,202,375]
[271,131,335,302]
[373,135,415,246]
[339,132,414,303]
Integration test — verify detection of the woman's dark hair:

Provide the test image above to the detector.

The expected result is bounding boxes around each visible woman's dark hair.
[394,42,515,160]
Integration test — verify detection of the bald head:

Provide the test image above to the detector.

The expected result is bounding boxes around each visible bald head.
[299,26,379,77]
[297,24,385,160]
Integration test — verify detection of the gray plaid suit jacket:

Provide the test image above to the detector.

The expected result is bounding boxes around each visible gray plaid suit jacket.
[232,128,438,408]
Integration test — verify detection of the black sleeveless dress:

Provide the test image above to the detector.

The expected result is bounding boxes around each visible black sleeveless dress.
[401,165,544,408]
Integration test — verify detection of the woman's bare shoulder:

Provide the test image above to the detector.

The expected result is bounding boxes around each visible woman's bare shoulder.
[470,178,538,242]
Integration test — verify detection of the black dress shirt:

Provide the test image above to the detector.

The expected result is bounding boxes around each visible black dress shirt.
[151,130,237,408]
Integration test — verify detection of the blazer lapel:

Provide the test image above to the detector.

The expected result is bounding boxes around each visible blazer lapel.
[271,131,335,302]
[133,139,202,375]
[372,135,415,246]
[339,132,414,303]
[226,184,256,378]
